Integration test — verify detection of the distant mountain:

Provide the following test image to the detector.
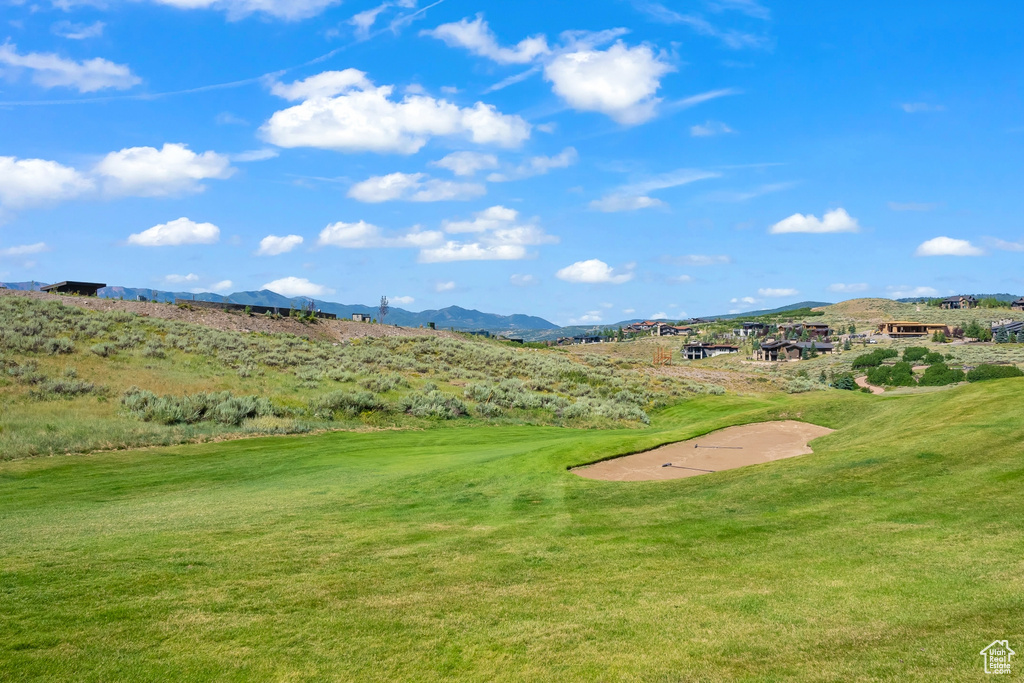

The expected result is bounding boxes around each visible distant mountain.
[706,301,834,320]
[4,282,557,332]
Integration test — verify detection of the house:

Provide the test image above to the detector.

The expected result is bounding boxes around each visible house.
[352,313,369,322]
[658,325,693,336]
[683,342,738,360]
[876,321,951,338]
[734,322,767,337]
[992,321,1023,338]
[41,281,106,297]
[777,322,832,339]
[756,340,835,361]
[1011,297,1024,311]
[572,336,603,345]
[624,320,662,333]
[174,299,338,319]
[941,295,977,309]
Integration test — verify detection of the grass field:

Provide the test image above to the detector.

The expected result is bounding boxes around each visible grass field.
[3,380,1023,680]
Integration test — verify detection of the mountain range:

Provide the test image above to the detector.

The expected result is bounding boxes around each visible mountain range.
[0,282,557,332]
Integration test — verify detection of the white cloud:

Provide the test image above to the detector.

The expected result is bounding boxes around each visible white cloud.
[0,242,49,258]
[669,274,694,283]
[487,147,578,182]
[436,280,456,292]
[348,172,485,203]
[887,201,938,212]
[589,194,665,212]
[622,308,636,314]
[510,273,538,286]
[318,220,443,249]
[262,69,531,154]
[51,21,105,40]
[690,120,734,136]
[888,285,939,299]
[95,143,234,197]
[591,168,719,211]
[391,295,415,305]
[261,276,334,297]
[257,234,303,256]
[483,66,542,94]
[163,273,200,284]
[707,0,771,20]
[230,149,278,162]
[419,205,557,263]
[758,287,798,298]
[633,2,769,49]
[208,280,234,293]
[649,311,668,319]
[914,236,984,257]
[149,0,340,20]
[827,283,869,293]
[900,102,945,113]
[568,310,603,324]
[430,151,499,177]
[677,254,732,266]
[421,14,550,64]
[0,156,94,209]
[0,42,140,93]
[349,3,389,39]
[769,208,860,234]
[731,296,758,305]
[986,237,1024,252]
[544,41,674,125]
[128,217,220,247]
[556,259,633,284]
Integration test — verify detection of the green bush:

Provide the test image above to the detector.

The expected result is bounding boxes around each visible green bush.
[120,387,273,425]
[918,363,965,386]
[43,337,74,355]
[867,361,916,387]
[966,364,1024,382]
[851,349,898,368]
[310,390,389,419]
[397,390,468,419]
[831,373,857,390]
[902,347,928,362]
[923,352,945,365]
[89,343,117,357]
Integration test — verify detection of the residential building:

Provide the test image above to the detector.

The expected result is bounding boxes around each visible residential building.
[683,343,739,360]
[756,340,835,361]
[41,281,106,297]
[1011,297,1024,311]
[941,295,977,310]
[777,322,832,339]
[876,321,951,338]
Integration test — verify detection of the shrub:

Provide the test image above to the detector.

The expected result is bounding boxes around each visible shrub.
[967,364,1024,382]
[785,377,821,393]
[31,378,97,399]
[43,337,74,355]
[831,373,857,390]
[310,390,388,419]
[902,347,928,362]
[90,343,117,358]
[851,349,898,368]
[119,387,273,425]
[867,361,916,387]
[398,390,468,419]
[922,352,945,365]
[359,374,408,393]
[141,342,166,359]
[918,363,965,386]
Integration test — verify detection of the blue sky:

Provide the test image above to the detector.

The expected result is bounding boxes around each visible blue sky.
[1,0,1022,324]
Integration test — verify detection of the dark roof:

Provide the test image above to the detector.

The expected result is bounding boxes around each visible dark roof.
[943,295,977,302]
[761,340,833,350]
[686,343,738,350]
[41,280,106,291]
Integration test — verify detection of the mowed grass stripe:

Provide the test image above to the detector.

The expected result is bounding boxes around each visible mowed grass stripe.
[2,382,1023,680]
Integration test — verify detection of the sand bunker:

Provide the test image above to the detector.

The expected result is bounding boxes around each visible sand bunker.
[573,420,834,481]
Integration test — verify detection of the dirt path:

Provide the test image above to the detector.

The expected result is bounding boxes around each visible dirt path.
[573,420,834,482]
[855,376,884,394]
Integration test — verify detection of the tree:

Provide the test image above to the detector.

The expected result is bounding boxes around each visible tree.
[378,295,389,325]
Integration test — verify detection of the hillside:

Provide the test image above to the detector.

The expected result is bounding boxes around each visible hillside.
[1,282,557,332]
[815,297,1024,328]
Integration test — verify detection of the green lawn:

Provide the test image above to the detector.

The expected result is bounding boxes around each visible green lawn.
[2,382,1023,681]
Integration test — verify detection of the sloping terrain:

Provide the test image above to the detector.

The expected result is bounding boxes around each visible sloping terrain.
[1,381,1022,679]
